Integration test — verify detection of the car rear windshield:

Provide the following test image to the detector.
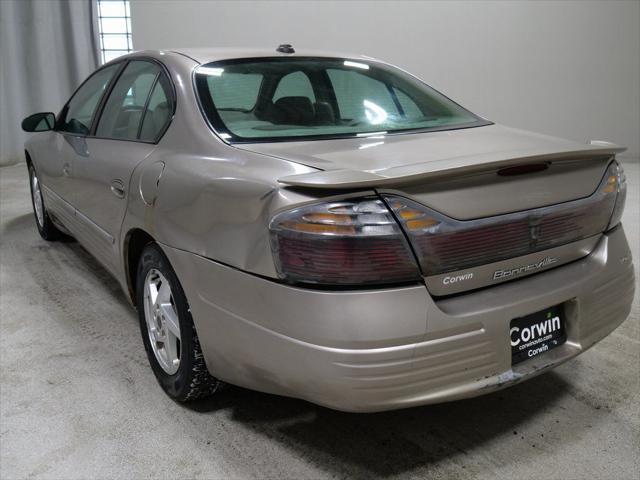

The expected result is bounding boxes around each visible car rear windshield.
[194,57,490,142]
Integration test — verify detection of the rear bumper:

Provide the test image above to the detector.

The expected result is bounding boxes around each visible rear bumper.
[162,226,634,412]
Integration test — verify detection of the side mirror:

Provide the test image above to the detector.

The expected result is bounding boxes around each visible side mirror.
[21,112,56,132]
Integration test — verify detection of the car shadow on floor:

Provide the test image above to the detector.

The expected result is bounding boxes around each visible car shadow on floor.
[5,213,132,310]
[186,372,572,477]
[3,212,76,244]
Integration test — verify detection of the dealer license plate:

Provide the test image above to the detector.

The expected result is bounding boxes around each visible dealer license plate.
[510,304,566,365]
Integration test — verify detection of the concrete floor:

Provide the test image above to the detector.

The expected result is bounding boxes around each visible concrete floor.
[1,159,639,480]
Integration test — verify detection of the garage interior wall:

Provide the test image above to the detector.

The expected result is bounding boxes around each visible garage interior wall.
[0,0,100,166]
[130,0,640,159]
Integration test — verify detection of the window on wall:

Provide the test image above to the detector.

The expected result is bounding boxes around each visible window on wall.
[97,0,133,64]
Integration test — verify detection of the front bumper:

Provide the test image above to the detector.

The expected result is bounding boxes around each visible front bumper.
[162,226,634,412]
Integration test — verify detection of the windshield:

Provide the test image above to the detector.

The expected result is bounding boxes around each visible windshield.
[195,57,490,142]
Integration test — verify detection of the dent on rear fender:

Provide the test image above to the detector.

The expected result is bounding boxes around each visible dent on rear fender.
[139,161,165,206]
[149,153,322,278]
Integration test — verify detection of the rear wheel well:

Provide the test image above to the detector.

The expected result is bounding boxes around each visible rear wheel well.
[125,229,155,305]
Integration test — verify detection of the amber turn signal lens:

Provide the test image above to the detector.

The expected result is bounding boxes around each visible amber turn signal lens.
[406,218,440,230]
[281,221,356,235]
[602,175,617,194]
[301,213,353,225]
[398,208,424,220]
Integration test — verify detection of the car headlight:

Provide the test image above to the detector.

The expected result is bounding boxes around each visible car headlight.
[269,197,420,285]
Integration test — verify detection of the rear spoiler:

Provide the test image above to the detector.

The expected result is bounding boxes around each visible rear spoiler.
[278,142,626,189]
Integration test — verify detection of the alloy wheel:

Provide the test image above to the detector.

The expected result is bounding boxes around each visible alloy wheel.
[31,169,44,228]
[143,268,181,375]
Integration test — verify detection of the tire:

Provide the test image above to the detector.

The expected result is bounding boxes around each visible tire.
[28,164,63,241]
[136,243,221,402]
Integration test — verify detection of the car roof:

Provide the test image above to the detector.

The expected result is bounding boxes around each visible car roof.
[130,47,383,65]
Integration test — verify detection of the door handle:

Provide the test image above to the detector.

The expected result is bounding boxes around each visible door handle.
[110,180,125,199]
[63,163,71,176]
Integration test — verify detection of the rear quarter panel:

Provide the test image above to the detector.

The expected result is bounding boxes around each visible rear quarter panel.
[119,51,323,280]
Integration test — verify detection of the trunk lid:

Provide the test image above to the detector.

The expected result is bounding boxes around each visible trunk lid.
[234,124,624,218]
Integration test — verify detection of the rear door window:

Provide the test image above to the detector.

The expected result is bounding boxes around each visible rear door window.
[95,61,160,140]
[138,74,173,142]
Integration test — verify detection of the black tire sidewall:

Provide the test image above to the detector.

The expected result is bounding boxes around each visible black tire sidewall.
[136,243,198,401]
[28,164,61,240]
[28,165,46,238]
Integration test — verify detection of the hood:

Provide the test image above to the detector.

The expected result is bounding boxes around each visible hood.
[232,124,625,189]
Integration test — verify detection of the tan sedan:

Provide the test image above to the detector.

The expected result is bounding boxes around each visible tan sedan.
[21,46,634,411]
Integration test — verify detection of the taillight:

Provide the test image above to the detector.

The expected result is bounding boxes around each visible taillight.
[269,197,420,285]
[606,160,627,229]
[383,161,621,277]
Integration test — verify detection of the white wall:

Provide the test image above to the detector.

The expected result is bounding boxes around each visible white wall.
[130,0,640,157]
